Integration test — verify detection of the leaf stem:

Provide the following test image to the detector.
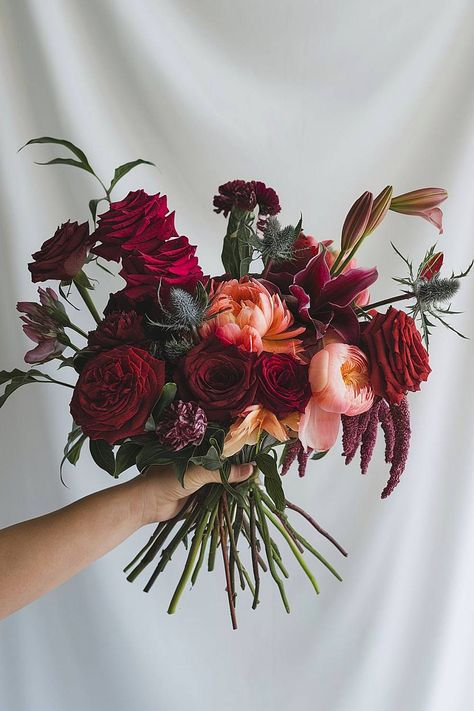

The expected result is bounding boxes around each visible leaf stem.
[74,281,102,325]
[219,498,238,630]
[363,292,413,311]
[285,499,348,557]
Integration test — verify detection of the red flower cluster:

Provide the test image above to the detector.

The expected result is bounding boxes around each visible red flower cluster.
[213,180,281,219]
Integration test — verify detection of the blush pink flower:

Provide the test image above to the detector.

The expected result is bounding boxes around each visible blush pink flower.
[202,277,305,355]
[223,405,297,458]
[299,343,374,451]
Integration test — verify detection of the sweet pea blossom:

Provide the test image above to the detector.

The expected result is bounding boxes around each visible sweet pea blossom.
[202,277,305,355]
[299,343,374,451]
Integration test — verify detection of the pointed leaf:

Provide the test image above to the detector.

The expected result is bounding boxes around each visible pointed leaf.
[256,452,285,511]
[89,439,116,476]
[114,441,140,477]
[108,159,155,193]
[19,137,93,171]
[34,157,94,174]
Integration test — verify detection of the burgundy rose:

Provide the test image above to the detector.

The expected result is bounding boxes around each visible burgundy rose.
[70,345,165,444]
[29,221,93,283]
[256,353,311,418]
[92,190,178,261]
[87,310,146,351]
[120,236,204,299]
[155,400,207,451]
[362,307,431,405]
[174,336,257,422]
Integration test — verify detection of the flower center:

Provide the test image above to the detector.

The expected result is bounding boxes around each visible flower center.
[340,359,368,396]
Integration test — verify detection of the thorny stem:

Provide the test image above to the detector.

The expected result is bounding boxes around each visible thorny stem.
[249,493,260,609]
[123,522,165,573]
[219,499,238,630]
[191,503,219,586]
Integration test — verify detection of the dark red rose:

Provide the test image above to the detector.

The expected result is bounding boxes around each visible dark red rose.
[70,345,165,444]
[256,353,311,417]
[174,336,257,422]
[87,310,147,351]
[362,307,431,405]
[92,190,177,262]
[120,236,204,299]
[29,221,93,283]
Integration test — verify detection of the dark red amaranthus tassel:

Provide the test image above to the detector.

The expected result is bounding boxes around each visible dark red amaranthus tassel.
[381,397,411,499]
[297,445,313,478]
[360,399,382,475]
[281,439,301,476]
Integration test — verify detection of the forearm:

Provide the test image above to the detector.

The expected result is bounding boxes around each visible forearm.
[0,478,144,620]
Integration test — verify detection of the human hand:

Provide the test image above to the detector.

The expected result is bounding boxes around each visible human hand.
[131,462,254,526]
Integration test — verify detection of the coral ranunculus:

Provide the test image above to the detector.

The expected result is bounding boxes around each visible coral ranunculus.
[202,277,305,355]
[70,346,165,444]
[299,343,374,451]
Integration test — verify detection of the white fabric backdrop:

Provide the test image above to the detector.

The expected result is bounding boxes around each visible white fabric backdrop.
[1,1,474,709]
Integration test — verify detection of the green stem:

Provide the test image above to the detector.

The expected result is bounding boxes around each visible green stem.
[123,522,166,574]
[208,513,220,571]
[363,292,413,311]
[329,249,346,275]
[126,520,176,582]
[191,502,219,586]
[253,487,290,613]
[74,281,102,325]
[47,377,75,389]
[262,504,320,595]
[66,322,88,339]
[168,508,212,614]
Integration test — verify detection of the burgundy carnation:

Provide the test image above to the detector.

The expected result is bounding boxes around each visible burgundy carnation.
[87,310,146,351]
[155,400,207,451]
[213,180,280,219]
[92,190,177,262]
[174,336,257,423]
[256,353,311,418]
[70,345,165,444]
[29,221,93,283]
[120,236,204,299]
[362,307,431,405]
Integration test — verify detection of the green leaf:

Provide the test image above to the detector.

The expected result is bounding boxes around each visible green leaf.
[114,441,140,477]
[108,159,155,194]
[0,369,60,409]
[33,157,94,174]
[256,452,285,511]
[221,207,255,278]
[190,445,222,471]
[89,439,116,476]
[146,382,177,430]
[311,450,329,461]
[19,137,94,172]
[60,421,86,481]
[89,198,107,223]
[135,441,174,473]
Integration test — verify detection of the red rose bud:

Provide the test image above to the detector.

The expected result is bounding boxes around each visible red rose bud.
[256,353,311,418]
[92,190,177,261]
[363,185,393,237]
[28,221,92,283]
[362,307,431,404]
[70,346,165,444]
[419,251,444,280]
[87,310,146,351]
[389,188,448,234]
[174,336,257,423]
[340,191,373,252]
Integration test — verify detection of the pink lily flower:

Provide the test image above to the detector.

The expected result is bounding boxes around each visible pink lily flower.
[299,343,374,451]
[17,287,67,364]
[390,188,448,234]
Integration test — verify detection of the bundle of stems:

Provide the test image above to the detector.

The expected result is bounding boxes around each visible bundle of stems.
[124,474,347,629]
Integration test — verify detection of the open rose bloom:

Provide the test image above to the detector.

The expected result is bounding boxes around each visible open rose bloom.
[3,135,466,627]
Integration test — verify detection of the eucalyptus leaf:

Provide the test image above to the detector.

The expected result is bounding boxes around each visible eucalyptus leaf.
[108,159,155,193]
[89,439,116,476]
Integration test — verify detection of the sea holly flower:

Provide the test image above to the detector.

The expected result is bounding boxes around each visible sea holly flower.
[389,188,448,234]
[17,287,68,363]
[289,247,378,342]
[202,277,305,355]
[299,343,374,452]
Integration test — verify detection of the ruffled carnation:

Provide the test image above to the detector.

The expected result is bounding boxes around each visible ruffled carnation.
[155,400,207,451]
[213,180,280,219]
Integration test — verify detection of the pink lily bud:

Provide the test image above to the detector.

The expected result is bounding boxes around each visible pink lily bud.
[363,186,393,237]
[390,188,448,234]
[420,251,443,280]
[341,191,373,252]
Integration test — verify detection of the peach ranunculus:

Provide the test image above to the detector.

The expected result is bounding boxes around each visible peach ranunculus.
[299,343,374,452]
[223,405,299,458]
[201,277,305,355]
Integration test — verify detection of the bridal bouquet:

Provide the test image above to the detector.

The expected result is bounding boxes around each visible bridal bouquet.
[2,137,470,627]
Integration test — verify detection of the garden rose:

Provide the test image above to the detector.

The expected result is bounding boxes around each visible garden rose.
[93,190,177,261]
[70,346,165,444]
[362,307,431,404]
[174,336,257,422]
[256,353,311,417]
[29,221,92,282]
[87,310,146,351]
[120,236,204,299]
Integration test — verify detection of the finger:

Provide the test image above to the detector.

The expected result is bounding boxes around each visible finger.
[184,463,254,491]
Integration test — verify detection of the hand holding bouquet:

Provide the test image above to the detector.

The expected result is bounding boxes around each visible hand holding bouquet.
[2,137,470,628]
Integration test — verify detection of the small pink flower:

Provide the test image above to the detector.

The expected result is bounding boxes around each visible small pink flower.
[17,287,67,364]
[299,343,374,451]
